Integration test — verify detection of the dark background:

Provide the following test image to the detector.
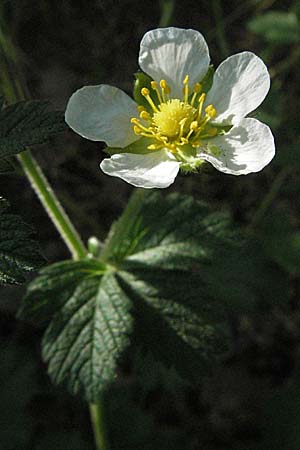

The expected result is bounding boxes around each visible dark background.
[1,1,300,449]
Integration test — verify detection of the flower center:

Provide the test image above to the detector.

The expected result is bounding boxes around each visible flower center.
[153,100,195,138]
[131,75,219,153]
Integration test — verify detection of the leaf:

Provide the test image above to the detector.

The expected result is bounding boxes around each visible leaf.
[19,260,133,401]
[102,191,284,377]
[0,197,44,284]
[247,12,300,44]
[20,191,287,399]
[0,100,67,159]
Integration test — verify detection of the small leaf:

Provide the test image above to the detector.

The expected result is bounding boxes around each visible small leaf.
[0,197,44,284]
[20,260,133,401]
[247,12,300,44]
[0,100,67,159]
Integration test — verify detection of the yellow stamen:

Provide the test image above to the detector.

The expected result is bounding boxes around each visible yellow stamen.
[205,104,217,119]
[191,83,202,106]
[138,105,145,114]
[141,88,159,112]
[159,79,171,102]
[133,125,142,134]
[183,74,189,103]
[186,121,199,140]
[131,74,219,154]
[151,80,163,104]
[197,93,206,121]
[131,117,154,135]
[193,83,201,93]
[140,110,151,120]
[147,143,163,150]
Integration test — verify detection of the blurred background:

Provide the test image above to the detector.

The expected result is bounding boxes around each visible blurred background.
[1,0,300,449]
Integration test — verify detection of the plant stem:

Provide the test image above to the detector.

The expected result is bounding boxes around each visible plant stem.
[17,151,86,259]
[89,403,108,450]
[0,20,87,260]
[0,18,108,449]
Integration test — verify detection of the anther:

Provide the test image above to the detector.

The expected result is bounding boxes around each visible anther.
[183,74,189,85]
[151,80,163,103]
[140,110,150,120]
[133,125,142,134]
[205,105,217,119]
[190,121,198,131]
[183,74,189,103]
[193,83,201,93]
[141,87,150,97]
[160,79,171,97]
[138,105,145,113]
[140,87,159,112]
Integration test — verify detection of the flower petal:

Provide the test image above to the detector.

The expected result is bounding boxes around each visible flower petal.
[100,149,180,188]
[139,27,210,99]
[197,118,275,175]
[205,52,270,124]
[65,84,138,147]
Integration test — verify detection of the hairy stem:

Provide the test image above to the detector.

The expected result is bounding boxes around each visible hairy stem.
[90,403,108,450]
[0,21,86,260]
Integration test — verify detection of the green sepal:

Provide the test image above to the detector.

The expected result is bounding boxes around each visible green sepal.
[199,65,214,94]
[133,72,159,112]
[105,137,153,156]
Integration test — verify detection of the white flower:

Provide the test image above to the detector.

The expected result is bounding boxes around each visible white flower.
[65,27,275,189]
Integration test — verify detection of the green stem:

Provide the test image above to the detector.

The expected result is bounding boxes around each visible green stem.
[0,19,87,260]
[249,167,290,229]
[0,17,107,449]
[90,403,108,450]
[17,151,86,259]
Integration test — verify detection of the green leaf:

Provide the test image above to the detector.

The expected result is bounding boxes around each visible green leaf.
[0,197,44,284]
[19,260,133,401]
[0,100,67,159]
[247,12,300,44]
[101,191,283,377]
[20,191,287,399]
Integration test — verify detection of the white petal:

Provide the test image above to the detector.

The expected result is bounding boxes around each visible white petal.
[100,149,180,188]
[65,84,139,147]
[197,118,275,175]
[139,27,210,99]
[205,52,270,124]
